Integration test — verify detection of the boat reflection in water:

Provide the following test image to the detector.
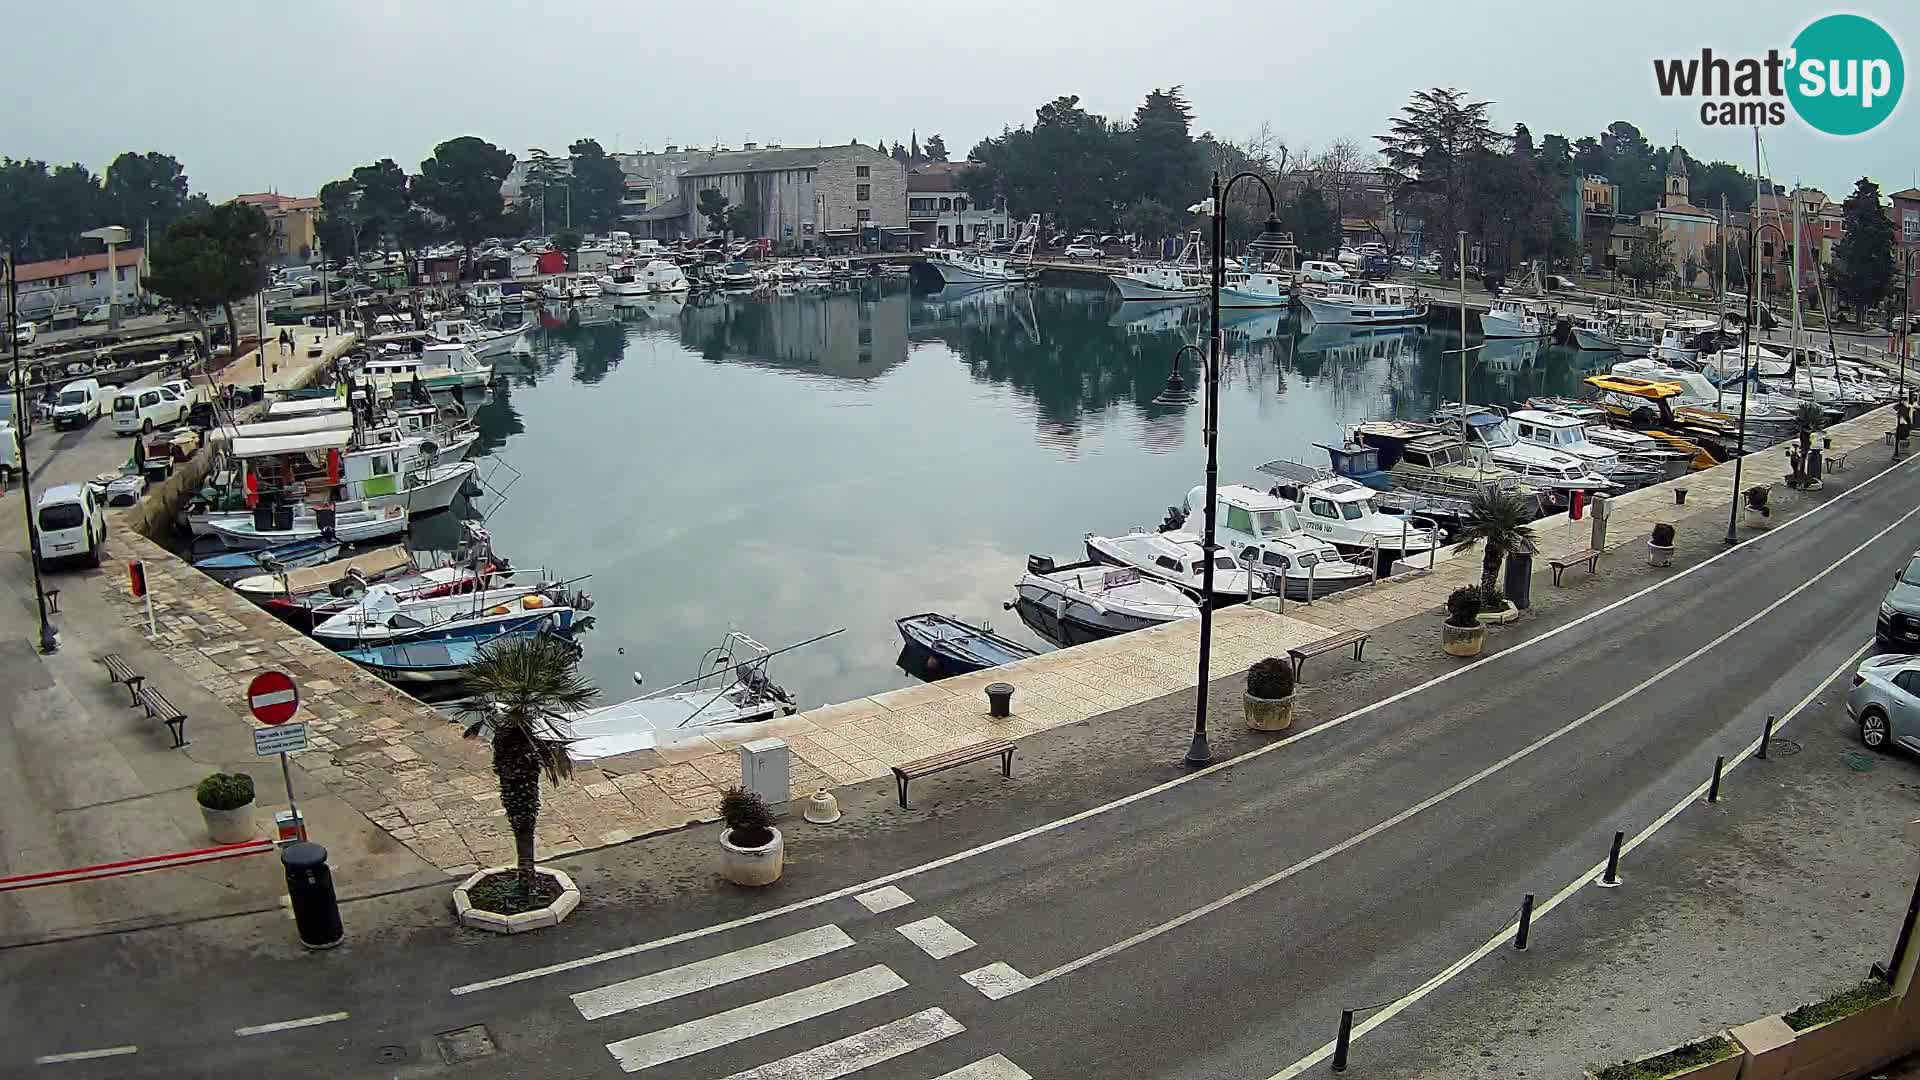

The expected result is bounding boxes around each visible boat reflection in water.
[1480,336,1542,377]
[1294,320,1427,367]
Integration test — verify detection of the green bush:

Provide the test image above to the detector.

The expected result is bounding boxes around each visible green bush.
[195,772,255,811]
[1783,978,1890,1031]
[720,787,775,848]
[1445,586,1484,628]
[1592,1035,1736,1080]
[1651,522,1676,547]
[1246,657,1294,699]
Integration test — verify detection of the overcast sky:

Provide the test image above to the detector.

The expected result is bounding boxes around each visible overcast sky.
[5,0,1913,202]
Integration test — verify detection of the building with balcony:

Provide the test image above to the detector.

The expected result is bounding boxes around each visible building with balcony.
[233,192,320,266]
[2,248,147,320]
[1575,175,1618,270]
[1752,186,1844,299]
[1891,188,1920,318]
[906,163,1008,248]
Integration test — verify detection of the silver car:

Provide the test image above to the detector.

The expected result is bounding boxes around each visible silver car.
[1847,653,1920,753]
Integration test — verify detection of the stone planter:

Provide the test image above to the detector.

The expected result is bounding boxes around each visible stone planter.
[1582,1035,1741,1080]
[1442,622,1485,657]
[200,800,256,844]
[453,866,582,934]
[1476,601,1519,626]
[1731,995,1911,1080]
[1244,691,1295,732]
[1647,542,1675,568]
[720,826,784,886]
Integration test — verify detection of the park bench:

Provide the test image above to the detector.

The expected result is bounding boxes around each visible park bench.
[1548,549,1602,586]
[101,653,144,705]
[1826,449,1851,472]
[1287,629,1371,681]
[892,739,1015,808]
[135,685,189,748]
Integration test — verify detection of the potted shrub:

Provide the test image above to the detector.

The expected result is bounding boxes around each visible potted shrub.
[1742,485,1771,527]
[719,787,784,886]
[1442,586,1486,657]
[196,772,256,844]
[1648,522,1676,567]
[1475,584,1518,625]
[1244,657,1296,732]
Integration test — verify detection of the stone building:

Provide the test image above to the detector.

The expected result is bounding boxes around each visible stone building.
[1635,148,1719,284]
[670,142,909,251]
[907,162,1009,247]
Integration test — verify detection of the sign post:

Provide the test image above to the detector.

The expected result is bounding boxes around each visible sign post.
[127,560,154,638]
[247,671,306,842]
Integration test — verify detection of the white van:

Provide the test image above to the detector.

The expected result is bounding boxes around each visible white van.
[1300,260,1349,283]
[36,483,106,567]
[0,419,19,481]
[50,378,104,429]
[111,384,189,436]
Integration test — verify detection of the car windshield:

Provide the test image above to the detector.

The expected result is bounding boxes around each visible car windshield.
[59,390,87,405]
[1903,558,1920,586]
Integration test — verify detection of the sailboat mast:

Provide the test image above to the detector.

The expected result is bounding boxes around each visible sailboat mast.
[1458,230,1468,436]
[1791,184,1806,397]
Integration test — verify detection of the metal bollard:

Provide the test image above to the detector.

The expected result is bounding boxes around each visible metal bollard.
[1598,830,1625,888]
[1372,537,1382,583]
[1307,560,1316,604]
[1515,893,1534,951]
[1707,755,1725,803]
[281,842,343,949]
[1331,1009,1355,1072]
[1758,714,1775,759]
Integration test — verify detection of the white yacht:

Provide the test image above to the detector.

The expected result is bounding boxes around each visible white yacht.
[467,282,509,308]
[1609,359,1797,422]
[1612,312,1658,357]
[1651,319,1722,364]
[1570,313,1617,350]
[428,318,531,359]
[359,342,493,391]
[1432,405,1616,497]
[1220,268,1291,308]
[599,264,650,299]
[1252,462,1442,558]
[1298,281,1427,325]
[547,273,603,302]
[1505,409,1625,478]
[1112,231,1209,302]
[1188,485,1373,600]
[1084,530,1252,602]
[1481,298,1554,338]
[1014,555,1200,639]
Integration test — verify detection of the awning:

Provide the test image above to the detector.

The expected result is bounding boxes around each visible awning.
[229,428,353,458]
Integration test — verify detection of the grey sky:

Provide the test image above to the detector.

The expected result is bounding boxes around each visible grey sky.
[6,0,1914,202]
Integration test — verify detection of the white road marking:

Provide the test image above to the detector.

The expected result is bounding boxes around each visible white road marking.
[32,1046,138,1064]
[960,962,1032,1000]
[934,1055,1036,1080]
[1263,639,1875,1080]
[714,1007,963,1080]
[573,925,854,1021]
[896,915,976,959]
[604,964,906,1074]
[854,885,914,913]
[234,1011,350,1037]
[450,448,1918,997]
[1007,498,1920,995]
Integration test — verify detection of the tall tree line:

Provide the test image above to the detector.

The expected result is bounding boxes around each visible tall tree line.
[0,151,209,262]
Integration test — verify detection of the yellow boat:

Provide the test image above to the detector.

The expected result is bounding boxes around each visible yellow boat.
[1581,376,1727,470]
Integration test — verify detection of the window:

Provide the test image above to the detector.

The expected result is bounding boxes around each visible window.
[1309,497,1337,518]
[139,391,160,407]
[1226,505,1254,533]
[113,395,135,411]
[1895,670,1920,697]
[858,328,872,346]
[955,198,967,213]
[1340,502,1365,521]
[1261,550,1291,568]
[39,503,84,530]
[939,198,952,211]
[372,454,393,477]
[996,224,1007,239]
[856,209,871,222]
[911,198,934,211]
[1762,241,1774,258]
[88,272,99,286]
[803,223,815,235]
[856,184,870,201]
[1154,556,1184,572]
[117,267,129,281]
[855,165,870,178]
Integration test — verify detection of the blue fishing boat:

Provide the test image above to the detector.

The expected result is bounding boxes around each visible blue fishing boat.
[193,537,344,585]
[337,626,576,686]
[895,613,1037,681]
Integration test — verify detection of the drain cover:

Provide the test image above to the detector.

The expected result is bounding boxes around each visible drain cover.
[436,1024,497,1064]
[372,1045,410,1065]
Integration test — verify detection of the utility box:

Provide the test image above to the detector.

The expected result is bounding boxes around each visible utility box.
[1589,493,1611,551]
[739,738,790,805]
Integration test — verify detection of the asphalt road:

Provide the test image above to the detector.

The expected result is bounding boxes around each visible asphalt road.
[5,453,1919,1078]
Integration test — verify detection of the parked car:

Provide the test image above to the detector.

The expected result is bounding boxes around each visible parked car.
[1849,652,1920,754]
[50,378,104,429]
[1396,255,1417,270]
[35,482,107,568]
[159,379,203,407]
[0,419,17,481]
[110,384,189,436]
[1417,256,1442,274]
[1064,243,1104,260]
[9,322,36,346]
[1299,260,1349,283]
[1876,552,1920,651]
[0,391,32,440]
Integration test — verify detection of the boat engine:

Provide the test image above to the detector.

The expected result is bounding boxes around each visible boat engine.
[1158,505,1187,533]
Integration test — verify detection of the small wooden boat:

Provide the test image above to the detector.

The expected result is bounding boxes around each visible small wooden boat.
[895,613,1037,681]
[338,626,575,686]
[193,537,344,585]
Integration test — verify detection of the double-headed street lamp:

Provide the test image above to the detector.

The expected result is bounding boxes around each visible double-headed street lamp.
[1725,220,1787,547]
[1156,170,1286,768]
[5,244,59,652]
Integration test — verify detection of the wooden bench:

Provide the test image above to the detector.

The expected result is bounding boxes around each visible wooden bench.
[1288,629,1371,681]
[892,739,1015,808]
[101,653,144,705]
[1826,449,1851,472]
[1548,548,1601,586]
[135,685,189,748]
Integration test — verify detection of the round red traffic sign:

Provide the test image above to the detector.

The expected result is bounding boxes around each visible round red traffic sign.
[247,671,300,725]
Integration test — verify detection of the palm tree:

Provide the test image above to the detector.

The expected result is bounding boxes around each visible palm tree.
[459,636,596,892]
[1455,489,1537,596]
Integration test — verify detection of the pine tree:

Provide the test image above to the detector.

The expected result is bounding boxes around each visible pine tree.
[1833,177,1895,321]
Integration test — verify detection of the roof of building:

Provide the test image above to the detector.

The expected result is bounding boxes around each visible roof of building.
[632,194,688,222]
[1611,223,1649,240]
[232,193,319,213]
[7,248,147,284]
[1644,202,1715,220]
[908,171,958,193]
[1890,188,1920,202]
[680,143,892,178]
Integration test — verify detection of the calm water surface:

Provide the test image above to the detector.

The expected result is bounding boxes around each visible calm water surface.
[453,283,1611,709]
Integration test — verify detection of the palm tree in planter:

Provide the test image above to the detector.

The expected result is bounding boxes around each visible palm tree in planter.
[1455,489,1536,619]
[458,635,597,909]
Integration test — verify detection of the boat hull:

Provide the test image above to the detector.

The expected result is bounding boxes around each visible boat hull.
[927,258,1033,285]
[1300,296,1427,325]
[1219,286,1290,308]
[1112,276,1206,302]
[895,613,1036,680]
[1481,311,1547,338]
[1014,580,1181,637]
[1572,327,1617,350]
[202,507,410,549]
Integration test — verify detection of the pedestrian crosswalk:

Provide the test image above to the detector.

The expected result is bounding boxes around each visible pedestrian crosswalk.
[569,902,1031,1078]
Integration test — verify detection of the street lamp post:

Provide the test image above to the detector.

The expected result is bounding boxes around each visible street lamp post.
[1726,220,1786,546]
[1160,171,1285,768]
[6,244,58,653]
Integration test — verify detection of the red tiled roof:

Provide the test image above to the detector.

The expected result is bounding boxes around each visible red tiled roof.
[7,248,146,284]
[232,192,318,213]
[1890,188,1920,202]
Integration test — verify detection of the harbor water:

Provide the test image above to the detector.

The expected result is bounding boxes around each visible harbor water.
[452,282,1628,708]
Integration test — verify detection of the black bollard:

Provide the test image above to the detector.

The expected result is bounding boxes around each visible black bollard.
[1515,893,1535,951]
[1598,830,1625,888]
[1758,714,1775,760]
[1707,756,1725,803]
[1332,1010,1355,1073]
[282,842,343,949]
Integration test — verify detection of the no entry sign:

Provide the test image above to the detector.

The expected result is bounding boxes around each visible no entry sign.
[247,671,300,725]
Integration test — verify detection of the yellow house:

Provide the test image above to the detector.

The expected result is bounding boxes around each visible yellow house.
[233,192,321,266]
[1635,149,1719,285]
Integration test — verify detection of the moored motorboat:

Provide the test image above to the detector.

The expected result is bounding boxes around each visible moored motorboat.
[202,504,411,550]
[895,613,1037,680]
[338,625,576,686]
[1188,485,1375,599]
[1084,529,1253,602]
[1013,555,1200,639]
[193,536,344,585]
[1299,281,1427,325]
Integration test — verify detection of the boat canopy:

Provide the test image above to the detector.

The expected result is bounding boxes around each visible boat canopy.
[230,428,354,458]
[267,396,349,418]
[1583,375,1686,400]
[228,412,354,440]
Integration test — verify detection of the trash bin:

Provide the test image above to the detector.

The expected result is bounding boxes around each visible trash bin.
[251,383,267,403]
[253,504,274,531]
[1503,552,1534,611]
[281,842,342,949]
[273,503,296,531]
[314,504,336,535]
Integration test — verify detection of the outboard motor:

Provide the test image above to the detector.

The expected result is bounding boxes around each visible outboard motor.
[1027,554,1056,575]
[1158,505,1188,533]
